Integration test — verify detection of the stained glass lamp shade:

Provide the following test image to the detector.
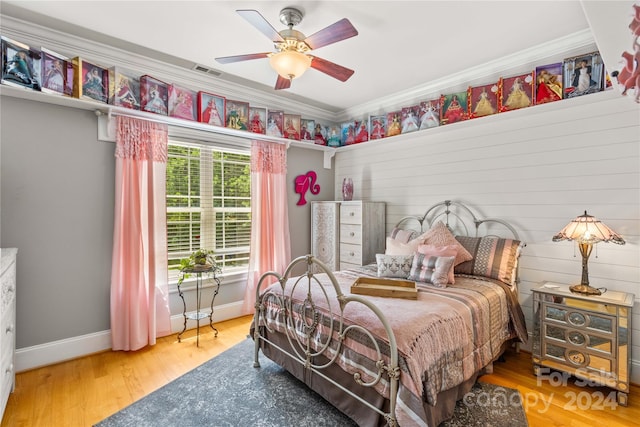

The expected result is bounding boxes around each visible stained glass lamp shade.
[552,211,625,295]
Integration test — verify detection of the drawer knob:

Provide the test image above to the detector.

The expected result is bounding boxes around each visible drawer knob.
[349,212,354,216]
[5,325,13,334]
[349,232,355,237]
[5,364,13,374]
[350,252,355,256]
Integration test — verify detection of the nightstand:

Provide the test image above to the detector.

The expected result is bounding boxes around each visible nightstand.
[532,282,634,405]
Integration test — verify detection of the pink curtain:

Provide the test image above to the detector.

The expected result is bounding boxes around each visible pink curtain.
[242,140,291,314]
[111,116,172,351]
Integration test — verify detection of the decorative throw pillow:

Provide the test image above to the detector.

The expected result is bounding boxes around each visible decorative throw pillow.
[385,236,421,255]
[417,244,459,284]
[408,254,455,288]
[389,227,418,244]
[454,236,521,285]
[421,221,473,266]
[375,254,414,278]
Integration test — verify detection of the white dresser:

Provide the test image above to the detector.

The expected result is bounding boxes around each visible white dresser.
[311,201,385,271]
[0,248,17,420]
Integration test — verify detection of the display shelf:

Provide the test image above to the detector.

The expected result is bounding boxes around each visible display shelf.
[0,84,337,166]
[336,89,624,153]
[1,83,626,168]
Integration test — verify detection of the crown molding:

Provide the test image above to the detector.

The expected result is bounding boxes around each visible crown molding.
[1,13,598,127]
[0,13,338,122]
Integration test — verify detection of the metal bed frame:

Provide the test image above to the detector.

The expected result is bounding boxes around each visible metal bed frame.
[251,200,524,426]
[253,254,400,425]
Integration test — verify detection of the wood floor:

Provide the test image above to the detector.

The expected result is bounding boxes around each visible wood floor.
[2,315,638,427]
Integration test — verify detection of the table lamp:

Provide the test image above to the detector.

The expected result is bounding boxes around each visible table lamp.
[552,211,625,296]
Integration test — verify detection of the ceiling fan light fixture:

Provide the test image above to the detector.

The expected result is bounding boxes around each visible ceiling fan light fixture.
[216,9,357,89]
[269,50,312,80]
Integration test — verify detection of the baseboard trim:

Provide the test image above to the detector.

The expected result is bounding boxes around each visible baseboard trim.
[15,301,245,372]
[15,330,112,373]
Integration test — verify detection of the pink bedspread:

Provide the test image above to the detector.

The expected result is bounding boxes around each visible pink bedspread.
[257,264,527,426]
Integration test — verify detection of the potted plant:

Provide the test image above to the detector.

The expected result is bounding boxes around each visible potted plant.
[177,249,216,285]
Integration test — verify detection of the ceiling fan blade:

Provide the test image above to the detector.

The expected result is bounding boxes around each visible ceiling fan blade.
[237,9,285,42]
[215,52,270,64]
[274,75,292,90]
[303,18,358,50]
[309,56,354,82]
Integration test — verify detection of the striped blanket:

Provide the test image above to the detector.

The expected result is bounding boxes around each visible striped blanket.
[257,264,527,426]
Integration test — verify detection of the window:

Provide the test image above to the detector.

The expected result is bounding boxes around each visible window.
[166,141,251,282]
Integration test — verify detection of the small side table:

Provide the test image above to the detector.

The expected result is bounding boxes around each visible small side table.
[532,282,634,405]
[177,263,221,346]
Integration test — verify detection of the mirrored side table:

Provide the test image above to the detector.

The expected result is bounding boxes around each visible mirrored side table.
[177,263,221,346]
[532,282,634,405]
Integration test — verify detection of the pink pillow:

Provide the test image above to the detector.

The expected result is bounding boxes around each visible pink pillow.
[418,244,459,284]
[420,221,473,266]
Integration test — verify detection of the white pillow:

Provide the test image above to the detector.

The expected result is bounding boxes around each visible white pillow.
[385,237,416,255]
[375,254,414,278]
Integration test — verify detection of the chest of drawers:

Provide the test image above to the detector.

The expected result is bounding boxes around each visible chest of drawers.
[532,282,634,405]
[311,201,385,271]
[0,248,17,421]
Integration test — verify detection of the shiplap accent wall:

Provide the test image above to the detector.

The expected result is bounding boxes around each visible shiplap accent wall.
[333,90,640,383]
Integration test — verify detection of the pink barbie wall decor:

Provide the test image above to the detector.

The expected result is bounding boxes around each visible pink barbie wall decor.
[294,171,320,206]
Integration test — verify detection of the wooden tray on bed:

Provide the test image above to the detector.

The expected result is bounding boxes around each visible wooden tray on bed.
[350,277,418,299]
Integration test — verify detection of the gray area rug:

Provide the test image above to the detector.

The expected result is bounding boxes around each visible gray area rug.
[95,338,528,427]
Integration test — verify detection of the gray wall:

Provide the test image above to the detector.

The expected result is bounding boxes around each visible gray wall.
[0,95,331,349]
[287,146,335,261]
[1,97,114,348]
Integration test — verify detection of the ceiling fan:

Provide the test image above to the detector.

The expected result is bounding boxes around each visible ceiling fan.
[215,8,358,90]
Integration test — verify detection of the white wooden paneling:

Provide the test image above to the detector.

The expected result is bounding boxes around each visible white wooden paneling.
[334,90,640,382]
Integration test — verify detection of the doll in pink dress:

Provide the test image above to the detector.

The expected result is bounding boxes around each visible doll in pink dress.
[170,90,194,120]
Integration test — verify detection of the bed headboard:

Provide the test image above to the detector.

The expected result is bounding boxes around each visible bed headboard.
[394,200,521,240]
[393,200,525,288]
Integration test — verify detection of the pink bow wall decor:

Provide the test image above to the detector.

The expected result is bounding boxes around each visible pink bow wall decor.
[294,171,320,206]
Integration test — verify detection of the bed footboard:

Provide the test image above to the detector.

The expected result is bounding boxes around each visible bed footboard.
[252,255,400,427]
